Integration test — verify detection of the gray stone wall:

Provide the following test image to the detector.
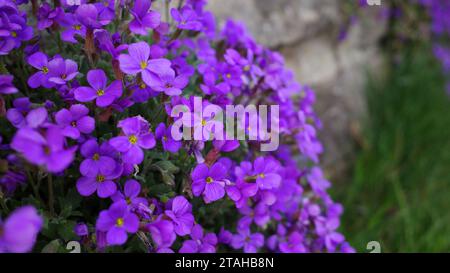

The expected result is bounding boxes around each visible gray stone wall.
[208,0,387,179]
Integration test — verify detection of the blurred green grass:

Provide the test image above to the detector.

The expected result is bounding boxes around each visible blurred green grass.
[335,46,450,252]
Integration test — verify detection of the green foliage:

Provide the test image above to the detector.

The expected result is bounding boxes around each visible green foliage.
[335,45,450,252]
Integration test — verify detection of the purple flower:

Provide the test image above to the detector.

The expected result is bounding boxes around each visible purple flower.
[146,69,189,96]
[9,106,48,129]
[76,162,121,198]
[0,74,17,94]
[191,162,227,203]
[55,104,95,139]
[75,4,103,29]
[279,232,306,253]
[164,196,194,236]
[0,206,43,253]
[27,52,55,89]
[171,5,202,31]
[74,69,122,107]
[109,116,156,165]
[79,139,117,177]
[0,10,32,55]
[218,228,232,244]
[58,12,86,43]
[111,179,148,208]
[147,218,176,253]
[237,203,270,229]
[74,223,89,237]
[47,58,79,85]
[231,228,264,253]
[94,0,115,24]
[155,123,182,153]
[96,201,139,246]
[179,224,217,253]
[11,126,76,173]
[37,3,63,30]
[129,0,161,35]
[118,41,172,87]
[6,98,31,128]
[253,157,281,190]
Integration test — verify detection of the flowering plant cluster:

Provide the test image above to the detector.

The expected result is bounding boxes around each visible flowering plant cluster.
[0,0,352,253]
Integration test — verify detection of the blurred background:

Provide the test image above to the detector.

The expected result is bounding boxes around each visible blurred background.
[204,0,450,252]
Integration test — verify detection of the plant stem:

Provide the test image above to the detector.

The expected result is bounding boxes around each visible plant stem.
[0,192,9,213]
[48,174,55,216]
[27,169,41,200]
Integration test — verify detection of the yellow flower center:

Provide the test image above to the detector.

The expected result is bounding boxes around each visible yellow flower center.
[206,177,213,183]
[140,83,146,89]
[61,74,67,79]
[92,153,100,161]
[97,89,105,96]
[96,175,105,183]
[73,25,81,30]
[103,1,109,6]
[201,119,207,126]
[10,31,17,37]
[244,65,250,72]
[116,218,124,227]
[259,173,265,178]
[140,61,148,69]
[129,135,138,144]
[226,73,231,79]
[42,66,49,74]
[126,198,131,205]
[71,121,77,127]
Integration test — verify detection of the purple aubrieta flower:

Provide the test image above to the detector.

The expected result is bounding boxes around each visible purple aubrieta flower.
[94,0,115,24]
[37,3,63,30]
[55,104,95,139]
[27,52,55,89]
[109,116,156,165]
[191,162,227,203]
[237,203,270,229]
[0,9,33,55]
[11,126,76,173]
[6,97,31,128]
[58,12,86,44]
[279,232,306,253]
[146,68,189,96]
[11,106,47,129]
[74,222,89,237]
[252,156,281,190]
[111,179,148,208]
[179,224,217,253]
[0,74,17,94]
[79,138,117,177]
[0,206,43,253]
[164,196,194,236]
[76,161,122,198]
[129,0,161,35]
[47,57,79,85]
[231,227,264,253]
[155,123,182,153]
[96,201,140,246]
[75,4,103,29]
[147,218,176,253]
[171,5,202,31]
[74,69,123,107]
[118,41,172,87]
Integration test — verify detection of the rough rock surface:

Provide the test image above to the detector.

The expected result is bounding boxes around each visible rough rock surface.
[207,0,387,180]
